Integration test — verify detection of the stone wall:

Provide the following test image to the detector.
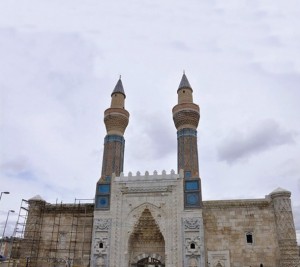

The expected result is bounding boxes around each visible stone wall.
[203,198,281,267]
[21,200,94,267]
[22,182,300,267]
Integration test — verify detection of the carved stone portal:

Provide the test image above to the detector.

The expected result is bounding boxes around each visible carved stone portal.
[128,208,165,265]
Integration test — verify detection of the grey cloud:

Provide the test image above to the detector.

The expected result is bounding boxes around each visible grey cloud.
[247,61,300,91]
[266,35,283,46]
[169,41,190,51]
[147,117,176,158]
[0,157,29,173]
[128,111,176,161]
[218,120,297,164]
[0,158,37,181]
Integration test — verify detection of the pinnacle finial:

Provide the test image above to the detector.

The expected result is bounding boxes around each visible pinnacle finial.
[178,73,192,91]
[111,76,126,97]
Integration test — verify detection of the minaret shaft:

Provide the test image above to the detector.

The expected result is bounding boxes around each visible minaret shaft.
[173,73,202,208]
[101,134,125,178]
[177,129,199,177]
[95,78,129,210]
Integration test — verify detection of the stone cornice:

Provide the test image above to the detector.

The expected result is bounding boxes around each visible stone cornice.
[43,203,95,214]
[203,198,271,209]
[120,185,174,194]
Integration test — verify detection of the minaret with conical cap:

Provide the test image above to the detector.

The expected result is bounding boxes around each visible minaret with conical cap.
[95,77,129,209]
[173,73,202,208]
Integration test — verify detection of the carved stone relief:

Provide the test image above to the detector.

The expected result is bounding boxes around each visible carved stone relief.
[95,218,111,231]
[92,218,111,267]
[182,217,205,267]
[128,203,166,238]
[93,237,109,255]
[184,217,201,230]
[207,251,230,267]
[185,236,201,256]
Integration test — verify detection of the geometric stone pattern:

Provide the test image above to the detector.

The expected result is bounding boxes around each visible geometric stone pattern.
[128,209,165,265]
[173,108,200,130]
[92,218,111,267]
[273,198,296,239]
[182,217,205,267]
[101,135,125,178]
[104,110,129,135]
[271,190,300,267]
[177,131,199,178]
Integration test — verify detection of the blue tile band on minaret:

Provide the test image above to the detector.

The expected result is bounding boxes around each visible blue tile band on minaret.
[172,73,202,208]
[177,128,197,138]
[104,135,125,144]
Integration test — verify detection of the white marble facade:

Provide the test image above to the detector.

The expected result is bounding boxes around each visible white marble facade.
[91,170,205,267]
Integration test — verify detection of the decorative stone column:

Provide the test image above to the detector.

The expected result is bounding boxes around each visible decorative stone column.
[270,188,300,267]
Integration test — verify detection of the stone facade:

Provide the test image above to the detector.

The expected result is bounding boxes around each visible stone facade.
[22,179,300,267]
[20,74,300,267]
[91,170,205,267]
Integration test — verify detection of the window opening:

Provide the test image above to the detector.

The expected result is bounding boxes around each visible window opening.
[190,243,195,249]
[99,242,103,248]
[246,232,253,244]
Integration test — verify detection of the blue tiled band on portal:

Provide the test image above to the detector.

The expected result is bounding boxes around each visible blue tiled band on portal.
[177,128,197,138]
[96,195,109,209]
[104,134,125,144]
[185,180,199,190]
[98,184,110,194]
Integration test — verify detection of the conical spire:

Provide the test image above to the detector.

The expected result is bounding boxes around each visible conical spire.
[111,76,126,97]
[178,73,192,91]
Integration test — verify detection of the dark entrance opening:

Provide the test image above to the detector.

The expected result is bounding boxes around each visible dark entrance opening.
[137,257,165,267]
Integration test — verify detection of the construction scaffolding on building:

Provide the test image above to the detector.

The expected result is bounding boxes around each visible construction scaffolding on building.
[10,197,94,267]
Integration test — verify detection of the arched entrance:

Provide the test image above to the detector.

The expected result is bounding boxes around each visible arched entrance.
[128,208,165,266]
[137,256,164,267]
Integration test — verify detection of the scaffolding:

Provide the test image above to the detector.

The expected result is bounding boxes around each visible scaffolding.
[9,198,94,267]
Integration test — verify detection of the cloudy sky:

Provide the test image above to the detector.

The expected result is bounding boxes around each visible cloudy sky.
[0,0,299,243]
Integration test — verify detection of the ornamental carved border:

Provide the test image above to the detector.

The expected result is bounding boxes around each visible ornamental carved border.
[121,186,173,194]
[95,218,112,231]
[183,217,201,230]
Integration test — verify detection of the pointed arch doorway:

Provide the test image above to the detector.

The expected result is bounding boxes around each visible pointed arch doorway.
[128,208,165,267]
[137,257,164,267]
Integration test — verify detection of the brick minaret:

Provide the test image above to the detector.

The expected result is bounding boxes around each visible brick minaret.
[172,73,202,208]
[95,77,129,209]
